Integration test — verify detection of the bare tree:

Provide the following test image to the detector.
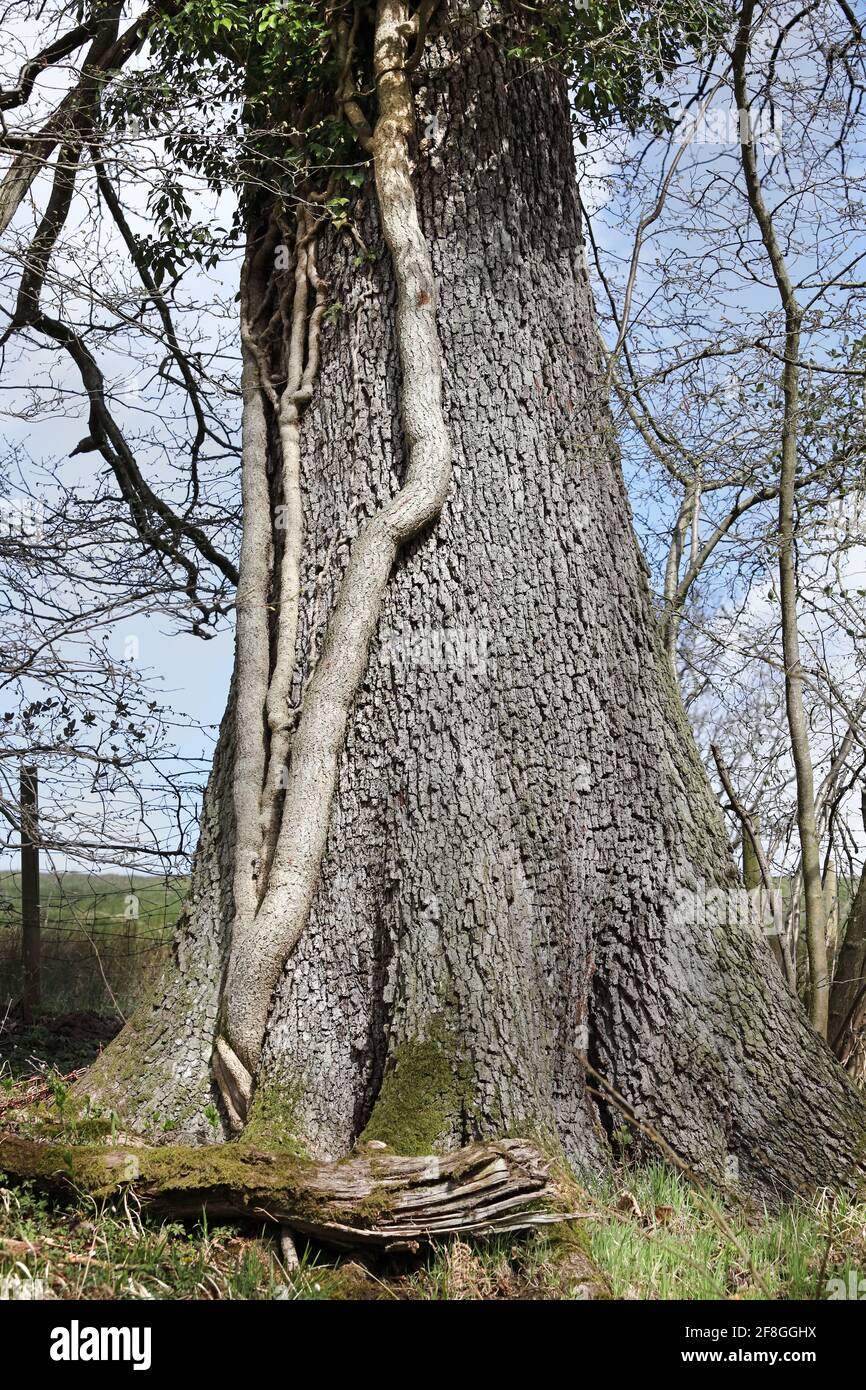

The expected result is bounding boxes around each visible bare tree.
[584,0,866,1043]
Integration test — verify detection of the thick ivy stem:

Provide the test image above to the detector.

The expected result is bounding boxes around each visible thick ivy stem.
[214,0,452,1110]
[232,307,273,937]
[259,214,326,882]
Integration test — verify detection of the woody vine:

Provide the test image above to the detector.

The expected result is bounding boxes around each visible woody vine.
[208,0,452,1127]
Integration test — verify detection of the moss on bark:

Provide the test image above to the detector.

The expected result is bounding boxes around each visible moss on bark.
[359,1017,473,1154]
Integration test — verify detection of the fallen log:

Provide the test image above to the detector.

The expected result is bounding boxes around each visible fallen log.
[0,1135,578,1252]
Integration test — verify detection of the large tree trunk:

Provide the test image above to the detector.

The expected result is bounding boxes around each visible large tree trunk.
[77,8,866,1200]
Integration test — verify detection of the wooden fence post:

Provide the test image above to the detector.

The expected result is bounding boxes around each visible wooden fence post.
[20,764,40,1022]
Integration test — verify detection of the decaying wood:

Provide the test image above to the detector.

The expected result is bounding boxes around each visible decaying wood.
[0,1137,573,1253]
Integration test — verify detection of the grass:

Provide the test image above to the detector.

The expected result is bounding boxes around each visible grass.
[0,1183,295,1301]
[1,1169,863,1301]
[584,1162,866,1301]
[2,1019,865,1301]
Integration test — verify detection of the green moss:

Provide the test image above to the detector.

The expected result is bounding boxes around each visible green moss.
[0,1135,324,1218]
[350,1185,391,1225]
[360,1018,471,1156]
[0,1136,140,1196]
[25,1112,117,1144]
[9,1090,122,1147]
[319,1261,386,1300]
[241,1077,307,1156]
[143,1143,291,1193]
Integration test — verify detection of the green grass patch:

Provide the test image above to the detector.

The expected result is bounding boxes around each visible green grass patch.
[1,1155,863,1300]
[0,1180,294,1300]
[0,871,188,937]
[584,1161,866,1300]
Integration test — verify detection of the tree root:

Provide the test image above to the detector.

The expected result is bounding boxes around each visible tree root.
[212,1036,253,1133]
[0,1136,579,1254]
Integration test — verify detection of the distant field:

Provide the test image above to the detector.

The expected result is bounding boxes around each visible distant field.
[0,871,188,940]
[0,872,190,1016]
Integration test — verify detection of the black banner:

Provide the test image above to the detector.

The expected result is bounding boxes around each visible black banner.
[2,1295,860,1376]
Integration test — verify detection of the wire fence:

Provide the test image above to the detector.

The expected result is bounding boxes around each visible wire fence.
[0,871,186,1018]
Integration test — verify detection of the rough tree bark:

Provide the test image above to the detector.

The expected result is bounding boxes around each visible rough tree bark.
[829,867,866,1084]
[68,4,866,1212]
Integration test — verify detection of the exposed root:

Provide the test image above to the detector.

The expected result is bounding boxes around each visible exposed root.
[212,1036,252,1133]
[280,1226,300,1270]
